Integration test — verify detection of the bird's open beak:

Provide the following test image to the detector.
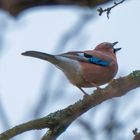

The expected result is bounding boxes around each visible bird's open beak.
[114,47,121,52]
[112,41,121,53]
[112,41,119,46]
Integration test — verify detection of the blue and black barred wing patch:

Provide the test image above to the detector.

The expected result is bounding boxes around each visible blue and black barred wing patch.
[83,53,109,67]
[88,57,109,66]
[61,52,110,67]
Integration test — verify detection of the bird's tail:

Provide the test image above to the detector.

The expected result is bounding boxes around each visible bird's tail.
[22,51,58,64]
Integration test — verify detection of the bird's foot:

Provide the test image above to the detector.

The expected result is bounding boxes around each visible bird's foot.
[83,77,101,91]
[91,83,102,92]
[91,82,99,89]
[77,86,89,96]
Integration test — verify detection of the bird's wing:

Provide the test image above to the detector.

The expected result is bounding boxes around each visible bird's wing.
[60,51,110,67]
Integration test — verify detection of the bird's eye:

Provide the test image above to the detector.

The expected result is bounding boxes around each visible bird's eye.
[84,53,92,58]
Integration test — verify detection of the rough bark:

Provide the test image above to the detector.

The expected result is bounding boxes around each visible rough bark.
[0,70,140,140]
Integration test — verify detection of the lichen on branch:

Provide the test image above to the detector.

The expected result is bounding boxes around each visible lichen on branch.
[0,70,140,140]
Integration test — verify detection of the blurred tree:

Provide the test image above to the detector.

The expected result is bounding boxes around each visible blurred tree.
[0,0,115,16]
[1,0,139,140]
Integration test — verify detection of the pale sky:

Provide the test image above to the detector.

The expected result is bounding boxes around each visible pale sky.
[0,0,140,140]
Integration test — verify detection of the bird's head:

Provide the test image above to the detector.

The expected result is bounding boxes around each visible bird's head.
[94,42,121,54]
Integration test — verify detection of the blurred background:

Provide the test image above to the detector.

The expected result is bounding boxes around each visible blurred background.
[0,0,140,140]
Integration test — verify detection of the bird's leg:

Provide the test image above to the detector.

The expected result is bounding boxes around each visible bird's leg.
[82,75,100,90]
[91,82,101,90]
[83,76,101,90]
[77,86,89,96]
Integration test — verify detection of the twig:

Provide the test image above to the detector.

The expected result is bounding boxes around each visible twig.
[97,0,125,19]
[0,70,140,140]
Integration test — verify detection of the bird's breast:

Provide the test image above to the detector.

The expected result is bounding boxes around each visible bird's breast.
[80,61,118,87]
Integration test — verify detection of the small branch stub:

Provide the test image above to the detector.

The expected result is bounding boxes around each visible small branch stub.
[133,128,140,140]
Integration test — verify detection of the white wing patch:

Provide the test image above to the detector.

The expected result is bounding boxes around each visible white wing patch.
[54,56,83,84]
[77,52,84,57]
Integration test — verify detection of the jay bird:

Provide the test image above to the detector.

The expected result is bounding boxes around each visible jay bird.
[22,42,121,95]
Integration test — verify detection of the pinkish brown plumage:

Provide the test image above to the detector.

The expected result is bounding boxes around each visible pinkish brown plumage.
[22,42,121,95]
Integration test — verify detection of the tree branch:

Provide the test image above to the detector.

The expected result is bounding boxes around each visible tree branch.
[0,70,140,140]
